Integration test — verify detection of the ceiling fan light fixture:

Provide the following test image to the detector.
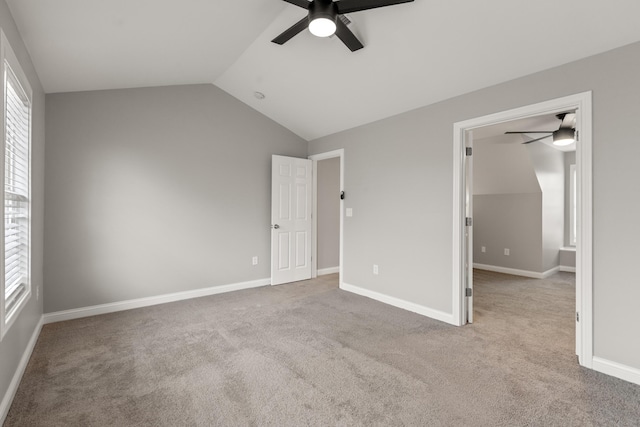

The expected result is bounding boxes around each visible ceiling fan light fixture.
[308,0,338,37]
[309,17,336,37]
[552,128,575,146]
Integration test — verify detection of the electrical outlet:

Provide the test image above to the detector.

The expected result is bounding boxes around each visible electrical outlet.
[36,285,39,300]
[373,264,379,275]
[252,256,258,265]
[481,246,486,253]
[504,248,510,256]
[346,208,353,217]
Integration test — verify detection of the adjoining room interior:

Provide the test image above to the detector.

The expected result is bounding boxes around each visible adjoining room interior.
[2,0,640,425]
[471,112,577,279]
[315,156,341,277]
[467,111,578,356]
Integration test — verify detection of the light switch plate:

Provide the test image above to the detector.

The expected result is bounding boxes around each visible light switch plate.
[346,208,353,217]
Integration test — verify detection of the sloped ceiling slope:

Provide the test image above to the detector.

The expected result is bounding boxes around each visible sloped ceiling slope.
[6,0,286,92]
[8,0,640,140]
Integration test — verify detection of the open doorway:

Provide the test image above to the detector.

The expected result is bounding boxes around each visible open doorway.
[309,149,344,286]
[471,112,575,278]
[452,92,593,368]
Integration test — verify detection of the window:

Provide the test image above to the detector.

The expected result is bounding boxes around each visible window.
[569,164,576,246]
[1,30,32,339]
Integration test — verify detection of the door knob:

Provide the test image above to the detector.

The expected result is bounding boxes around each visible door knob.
[272,224,280,229]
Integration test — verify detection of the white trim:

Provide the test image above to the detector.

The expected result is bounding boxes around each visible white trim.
[43,278,270,324]
[453,91,593,368]
[473,264,561,279]
[317,266,340,276]
[592,357,640,387]
[0,315,43,425]
[560,266,576,273]
[341,282,456,326]
[569,164,577,246]
[0,30,34,340]
[309,149,344,287]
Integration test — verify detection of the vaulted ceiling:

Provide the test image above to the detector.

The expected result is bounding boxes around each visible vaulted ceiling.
[7,0,640,140]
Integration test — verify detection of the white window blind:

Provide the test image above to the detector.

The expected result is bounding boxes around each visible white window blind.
[3,60,30,318]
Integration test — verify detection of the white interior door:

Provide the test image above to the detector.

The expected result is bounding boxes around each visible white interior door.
[271,155,313,285]
[464,131,474,323]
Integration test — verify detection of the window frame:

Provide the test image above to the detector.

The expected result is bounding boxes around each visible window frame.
[0,29,33,340]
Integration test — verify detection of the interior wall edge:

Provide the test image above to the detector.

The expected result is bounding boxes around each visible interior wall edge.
[592,357,640,387]
[472,264,561,280]
[43,278,271,324]
[340,282,456,326]
[0,315,43,425]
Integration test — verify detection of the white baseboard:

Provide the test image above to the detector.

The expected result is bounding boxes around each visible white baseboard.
[0,315,43,425]
[44,278,270,324]
[592,357,640,386]
[559,266,576,273]
[341,282,455,326]
[317,266,339,276]
[473,263,561,279]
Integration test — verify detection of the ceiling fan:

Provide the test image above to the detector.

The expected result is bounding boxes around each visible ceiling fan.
[505,113,576,146]
[272,0,414,52]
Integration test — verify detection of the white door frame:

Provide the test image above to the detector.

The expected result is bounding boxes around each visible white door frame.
[452,92,593,368]
[309,149,344,287]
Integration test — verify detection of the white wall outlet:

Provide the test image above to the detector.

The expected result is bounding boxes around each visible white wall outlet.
[346,208,353,217]
[481,246,486,253]
[373,264,379,275]
[504,248,510,256]
[252,256,258,265]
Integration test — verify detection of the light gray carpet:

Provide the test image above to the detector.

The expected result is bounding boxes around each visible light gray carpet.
[5,272,640,426]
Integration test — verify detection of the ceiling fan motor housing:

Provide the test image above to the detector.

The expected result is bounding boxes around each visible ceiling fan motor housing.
[309,0,338,26]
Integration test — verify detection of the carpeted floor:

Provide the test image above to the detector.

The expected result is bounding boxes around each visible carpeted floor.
[5,271,640,426]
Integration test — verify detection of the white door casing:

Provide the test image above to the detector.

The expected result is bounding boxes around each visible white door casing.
[465,131,474,323]
[452,91,593,368]
[271,155,313,286]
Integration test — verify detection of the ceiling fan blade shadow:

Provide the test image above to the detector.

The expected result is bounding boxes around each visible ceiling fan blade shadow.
[337,0,414,14]
[282,0,311,9]
[272,17,309,45]
[522,135,551,144]
[335,17,364,51]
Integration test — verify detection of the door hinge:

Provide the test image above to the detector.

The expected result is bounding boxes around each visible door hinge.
[465,217,472,227]
[576,312,580,322]
[465,147,472,156]
[465,288,473,297]
[575,130,579,141]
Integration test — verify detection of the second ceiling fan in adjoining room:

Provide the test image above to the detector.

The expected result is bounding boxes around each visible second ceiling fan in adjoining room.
[505,112,577,146]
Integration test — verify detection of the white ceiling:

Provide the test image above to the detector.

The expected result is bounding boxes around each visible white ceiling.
[7,0,640,141]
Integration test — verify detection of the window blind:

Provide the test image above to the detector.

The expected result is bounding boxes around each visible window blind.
[4,60,30,316]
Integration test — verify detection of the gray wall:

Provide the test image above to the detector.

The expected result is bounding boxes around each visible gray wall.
[473,193,542,271]
[526,142,565,271]
[559,249,575,268]
[564,151,576,247]
[317,157,340,270]
[308,41,640,370]
[0,0,45,417]
[44,84,306,313]
[473,135,540,195]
